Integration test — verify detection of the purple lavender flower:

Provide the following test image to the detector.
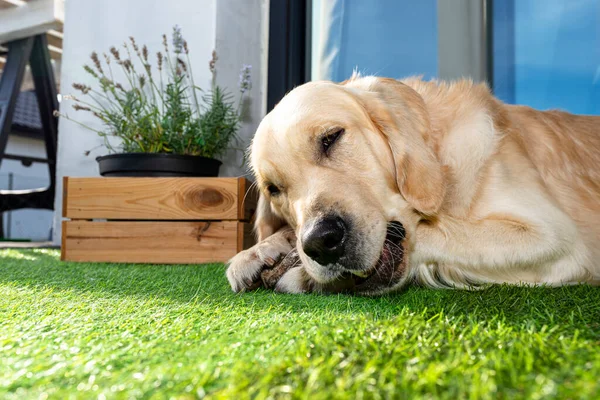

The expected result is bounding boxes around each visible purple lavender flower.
[239,64,252,94]
[172,25,184,54]
[209,50,217,74]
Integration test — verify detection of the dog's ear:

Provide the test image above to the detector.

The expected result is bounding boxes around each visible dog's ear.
[344,77,446,215]
[254,193,286,241]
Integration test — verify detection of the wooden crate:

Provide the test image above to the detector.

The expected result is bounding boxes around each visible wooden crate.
[61,177,257,264]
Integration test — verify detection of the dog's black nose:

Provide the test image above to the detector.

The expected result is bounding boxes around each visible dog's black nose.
[302,216,347,265]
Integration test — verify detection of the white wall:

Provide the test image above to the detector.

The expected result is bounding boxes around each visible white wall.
[52,0,269,244]
[214,0,269,177]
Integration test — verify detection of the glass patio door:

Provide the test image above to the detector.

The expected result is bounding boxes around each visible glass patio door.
[311,0,439,82]
[494,0,600,115]
[309,0,599,115]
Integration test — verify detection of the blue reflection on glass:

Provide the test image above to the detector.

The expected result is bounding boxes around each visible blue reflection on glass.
[494,0,600,115]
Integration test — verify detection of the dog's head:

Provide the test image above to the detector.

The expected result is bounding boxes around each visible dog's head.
[251,76,445,292]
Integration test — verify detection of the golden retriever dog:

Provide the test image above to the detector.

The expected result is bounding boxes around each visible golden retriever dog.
[227,74,600,295]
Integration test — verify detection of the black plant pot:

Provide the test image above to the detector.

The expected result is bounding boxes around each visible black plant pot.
[96,153,222,177]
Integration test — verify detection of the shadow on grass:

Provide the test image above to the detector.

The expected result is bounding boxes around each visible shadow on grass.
[1,249,599,339]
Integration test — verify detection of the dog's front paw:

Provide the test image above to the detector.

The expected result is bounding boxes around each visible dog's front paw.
[226,227,296,292]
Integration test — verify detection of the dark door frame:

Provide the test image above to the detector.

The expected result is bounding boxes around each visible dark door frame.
[266,0,312,112]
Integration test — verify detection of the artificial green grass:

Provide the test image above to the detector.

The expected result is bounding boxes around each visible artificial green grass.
[1,249,599,399]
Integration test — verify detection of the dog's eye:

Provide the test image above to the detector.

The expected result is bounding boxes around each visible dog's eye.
[267,184,281,196]
[321,128,344,154]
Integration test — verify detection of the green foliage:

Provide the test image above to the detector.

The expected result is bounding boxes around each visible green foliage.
[59,27,249,159]
[1,249,600,399]
[195,86,240,158]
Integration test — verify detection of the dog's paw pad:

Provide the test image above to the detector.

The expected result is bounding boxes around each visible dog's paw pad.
[274,267,310,294]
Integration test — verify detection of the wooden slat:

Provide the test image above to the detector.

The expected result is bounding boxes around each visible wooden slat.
[61,220,246,264]
[61,173,69,219]
[47,43,61,60]
[63,177,256,221]
[0,0,26,9]
[0,0,64,44]
[237,221,256,253]
[46,29,62,48]
[238,177,258,221]
[0,48,61,72]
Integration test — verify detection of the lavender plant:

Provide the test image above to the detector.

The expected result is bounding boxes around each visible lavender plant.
[57,26,250,159]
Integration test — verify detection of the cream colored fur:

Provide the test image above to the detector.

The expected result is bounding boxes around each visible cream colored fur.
[227,75,600,294]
